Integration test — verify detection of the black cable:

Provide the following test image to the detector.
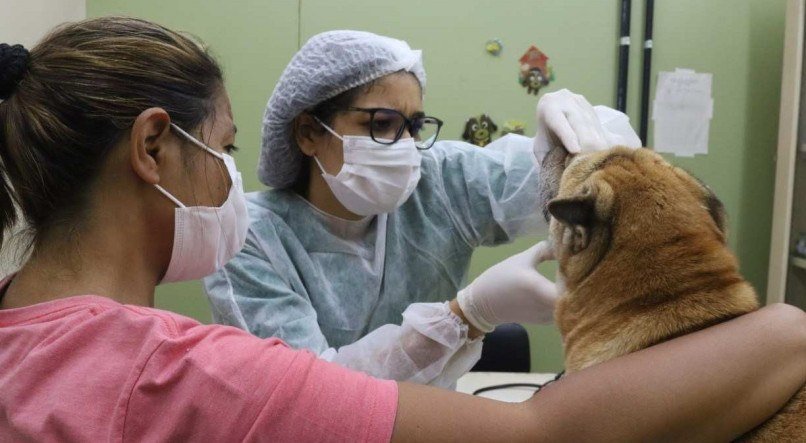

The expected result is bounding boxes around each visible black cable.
[472,371,565,396]
[639,0,655,144]
[616,0,632,113]
[473,383,544,396]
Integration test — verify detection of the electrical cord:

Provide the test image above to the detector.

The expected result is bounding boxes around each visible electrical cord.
[472,370,565,396]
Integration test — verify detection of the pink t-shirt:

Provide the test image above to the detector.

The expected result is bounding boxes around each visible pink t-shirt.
[0,292,398,442]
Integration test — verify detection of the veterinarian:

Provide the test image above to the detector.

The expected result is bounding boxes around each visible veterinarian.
[2,17,805,441]
[204,29,646,386]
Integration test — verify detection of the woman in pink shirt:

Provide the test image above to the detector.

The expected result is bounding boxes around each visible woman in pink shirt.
[0,17,803,442]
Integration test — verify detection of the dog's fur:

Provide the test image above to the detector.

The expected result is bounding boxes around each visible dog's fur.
[542,147,804,441]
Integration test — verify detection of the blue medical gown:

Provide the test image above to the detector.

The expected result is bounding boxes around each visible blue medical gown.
[203,134,546,380]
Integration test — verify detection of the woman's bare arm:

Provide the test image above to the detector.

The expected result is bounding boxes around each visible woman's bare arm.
[392,303,806,442]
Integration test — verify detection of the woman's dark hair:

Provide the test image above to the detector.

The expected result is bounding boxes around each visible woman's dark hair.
[290,70,421,194]
[0,17,223,250]
[291,85,366,194]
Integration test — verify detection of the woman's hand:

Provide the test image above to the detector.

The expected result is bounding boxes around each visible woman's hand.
[392,303,806,442]
[456,240,557,333]
[533,89,641,166]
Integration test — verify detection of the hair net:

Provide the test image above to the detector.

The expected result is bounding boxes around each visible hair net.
[259,30,427,188]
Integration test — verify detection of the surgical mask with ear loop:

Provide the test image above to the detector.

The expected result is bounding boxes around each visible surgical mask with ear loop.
[154,123,250,283]
[312,118,422,216]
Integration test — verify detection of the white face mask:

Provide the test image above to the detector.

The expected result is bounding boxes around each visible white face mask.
[314,119,422,216]
[154,123,250,283]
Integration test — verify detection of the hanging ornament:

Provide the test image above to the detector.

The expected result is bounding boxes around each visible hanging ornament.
[518,45,554,95]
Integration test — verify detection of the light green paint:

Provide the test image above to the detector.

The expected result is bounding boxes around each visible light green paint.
[87,0,787,373]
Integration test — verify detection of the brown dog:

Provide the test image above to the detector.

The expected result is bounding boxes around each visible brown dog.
[543,146,804,441]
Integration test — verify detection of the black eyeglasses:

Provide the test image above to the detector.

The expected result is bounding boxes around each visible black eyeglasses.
[345,107,443,150]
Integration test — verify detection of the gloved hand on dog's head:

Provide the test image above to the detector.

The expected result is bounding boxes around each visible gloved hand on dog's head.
[533,89,642,166]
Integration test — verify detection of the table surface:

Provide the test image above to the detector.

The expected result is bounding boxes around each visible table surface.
[455,372,557,403]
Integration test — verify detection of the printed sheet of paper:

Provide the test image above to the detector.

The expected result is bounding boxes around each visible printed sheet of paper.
[652,68,714,157]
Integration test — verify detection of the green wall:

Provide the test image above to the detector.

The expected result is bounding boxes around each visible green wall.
[88,0,787,373]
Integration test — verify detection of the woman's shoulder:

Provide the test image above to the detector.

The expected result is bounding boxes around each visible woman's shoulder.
[245,188,295,216]
[239,189,334,260]
[423,134,533,160]
[0,294,213,358]
[97,300,290,351]
[419,134,533,176]
[243,188,310,232]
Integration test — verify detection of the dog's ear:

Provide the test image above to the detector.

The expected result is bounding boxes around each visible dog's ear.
[548,181,613,254]
[538,145,571,221]
[548,193,595,254]
[548,194,595,227]
[704,186,728,241]
[690,175,728,241]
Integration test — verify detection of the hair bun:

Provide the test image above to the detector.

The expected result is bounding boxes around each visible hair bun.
[0,43,30,100]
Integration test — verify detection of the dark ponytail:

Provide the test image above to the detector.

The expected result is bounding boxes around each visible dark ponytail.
[0,17,223,252]
[0,43,28,246]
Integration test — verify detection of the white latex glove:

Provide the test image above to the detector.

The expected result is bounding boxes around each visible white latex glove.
[533,89,641,166]
[457,240,557,332]
[593,105,643,149]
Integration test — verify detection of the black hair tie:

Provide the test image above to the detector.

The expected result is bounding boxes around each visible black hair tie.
[0,43,31,100]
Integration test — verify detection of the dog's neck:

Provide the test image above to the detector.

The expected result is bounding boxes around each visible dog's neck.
[556,231,759,373]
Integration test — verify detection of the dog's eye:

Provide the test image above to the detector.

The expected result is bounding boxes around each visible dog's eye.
[481,121,488,129]
[471,124,478,131]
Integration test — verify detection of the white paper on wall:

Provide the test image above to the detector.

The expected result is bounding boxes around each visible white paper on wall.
[652,68,714,157]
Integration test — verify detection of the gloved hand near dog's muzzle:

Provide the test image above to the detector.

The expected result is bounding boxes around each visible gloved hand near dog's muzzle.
[533,88,642,166]
[457,240,557,332]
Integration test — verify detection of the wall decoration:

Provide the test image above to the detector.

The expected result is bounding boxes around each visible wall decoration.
[485,38,503,56]
[462,114,498,147]
[518,45,553,95]
[501,120,526,136]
